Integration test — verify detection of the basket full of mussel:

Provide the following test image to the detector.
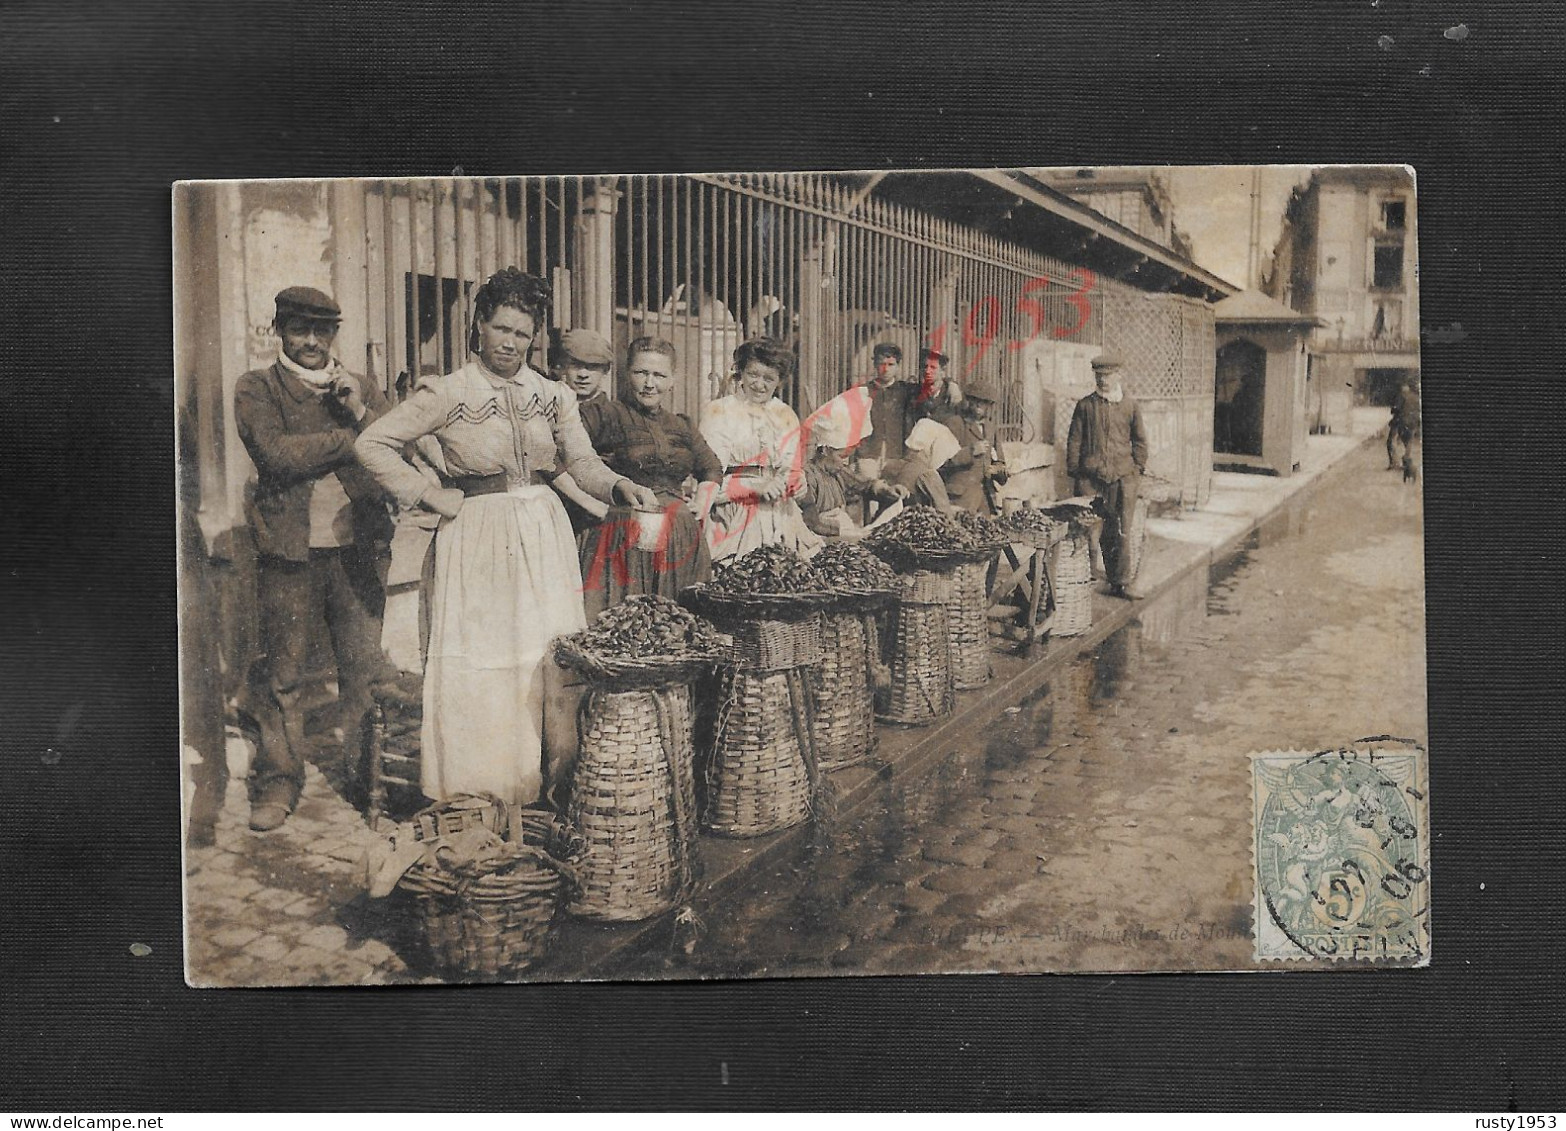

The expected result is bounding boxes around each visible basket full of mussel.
[865,508,1007,571]
[681,546,834,670]
[554,595,725,691]
[680,544,835,622]
[810,541,900,613]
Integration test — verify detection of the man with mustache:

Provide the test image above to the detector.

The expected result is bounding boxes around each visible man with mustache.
[234,286,394,831]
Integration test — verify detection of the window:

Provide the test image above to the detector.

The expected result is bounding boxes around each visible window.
[1380,199,1407,231]
[1371,299,1403,342]
[1373,241,1404,289]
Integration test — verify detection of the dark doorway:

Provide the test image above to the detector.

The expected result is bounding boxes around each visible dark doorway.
[1215,339,1266,456]
[1364,367,1408,406]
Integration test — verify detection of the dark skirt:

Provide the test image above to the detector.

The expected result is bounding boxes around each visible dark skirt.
[577,502,712,621]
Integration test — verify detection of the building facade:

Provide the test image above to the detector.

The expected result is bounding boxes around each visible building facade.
[174,172,1233,700]
[1265,166,1420,423]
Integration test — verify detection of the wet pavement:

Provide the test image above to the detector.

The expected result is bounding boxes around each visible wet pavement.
[594,441,1427,977]
[183,431,1424,984]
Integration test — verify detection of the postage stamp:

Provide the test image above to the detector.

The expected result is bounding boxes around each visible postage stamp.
[1252,742,1431,964]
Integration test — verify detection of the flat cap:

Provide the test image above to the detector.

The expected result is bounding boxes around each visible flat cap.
[1091,353,1125,371]
[921,348,950,366]
[964,379,999,402]
[274,285,341,322]
[556,328,614,365]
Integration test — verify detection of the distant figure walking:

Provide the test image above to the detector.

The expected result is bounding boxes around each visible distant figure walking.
[1387,377,1421,481]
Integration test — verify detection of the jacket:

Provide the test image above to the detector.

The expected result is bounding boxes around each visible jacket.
[1066,391,1149,486]
[234,361,394,562]
[859,379,915,461]
[940,411,1006,513]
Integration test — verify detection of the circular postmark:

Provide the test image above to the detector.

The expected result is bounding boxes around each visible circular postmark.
[1255,747,1429,962]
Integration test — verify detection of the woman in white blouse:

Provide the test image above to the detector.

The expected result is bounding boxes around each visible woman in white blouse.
[355,269,657,806]
[698,338,822,562]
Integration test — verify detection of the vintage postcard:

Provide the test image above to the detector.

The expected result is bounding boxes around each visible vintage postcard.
[176,166,1427,984]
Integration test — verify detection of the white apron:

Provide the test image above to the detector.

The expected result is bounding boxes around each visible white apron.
[421,485,586,804]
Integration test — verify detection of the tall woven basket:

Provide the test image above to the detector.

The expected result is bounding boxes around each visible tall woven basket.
[811,602,883,772]
[877,567,956,725]
[947,556,995,690]
[704,614,825,838]
[1125,496,1149,584]
[567,683,699,922]
[1050,525,1095,638]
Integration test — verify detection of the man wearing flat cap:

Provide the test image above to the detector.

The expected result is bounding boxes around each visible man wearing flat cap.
[940,379,1009,514]
[1067,354,1149,598]
[234,286,394,831]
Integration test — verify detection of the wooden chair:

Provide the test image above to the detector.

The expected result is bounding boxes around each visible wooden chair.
[367,672,425,830]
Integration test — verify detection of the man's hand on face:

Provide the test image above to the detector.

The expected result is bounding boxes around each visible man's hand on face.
[333,370,367,420]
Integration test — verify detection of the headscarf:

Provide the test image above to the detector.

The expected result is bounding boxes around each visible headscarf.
[803,386,876,451]
[906,417,961,471]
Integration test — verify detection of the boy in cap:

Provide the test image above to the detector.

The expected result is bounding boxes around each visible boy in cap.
[545,328,616,535]
[1066,354,1149,598]
[549,328,614,405]
[234,286,394,831]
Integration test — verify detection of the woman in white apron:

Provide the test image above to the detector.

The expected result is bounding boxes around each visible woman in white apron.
[355,269,658,805]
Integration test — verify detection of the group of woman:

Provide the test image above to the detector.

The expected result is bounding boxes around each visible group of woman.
[355,268,876,812]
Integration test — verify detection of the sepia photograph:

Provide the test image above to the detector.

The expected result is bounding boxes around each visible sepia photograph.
[175,166,1427,986]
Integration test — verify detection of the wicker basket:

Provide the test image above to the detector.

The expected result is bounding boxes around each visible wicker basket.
[1125,496,1149,584]
[554,638,715,693]
[811,609,880,771]
[567,684,698,922]
[876,567,956,726]
[948,556,995,690]
[1003,513,1066,551]
[722,615,824,671]
[680,584,833,623]
[705,666,821,837]
[1050,528,1095,638]
[396,800,584,980]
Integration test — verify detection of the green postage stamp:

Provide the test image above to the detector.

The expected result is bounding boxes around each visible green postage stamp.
[1252,743,1431,964]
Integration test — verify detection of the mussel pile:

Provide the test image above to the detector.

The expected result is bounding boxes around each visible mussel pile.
[709,544,828,595]
[809,541,899,592]
[865,507,990,556]
[569,595,723,659]
[949,508,1007,546]
[1004,508,1063,541]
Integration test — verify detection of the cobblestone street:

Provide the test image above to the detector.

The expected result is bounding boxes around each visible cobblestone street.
[601,439,1427,977]
[183,435,1424,985]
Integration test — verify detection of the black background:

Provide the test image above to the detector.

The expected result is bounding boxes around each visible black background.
[2,0,1563,1111]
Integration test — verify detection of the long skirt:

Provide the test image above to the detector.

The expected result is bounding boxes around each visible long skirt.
[421,485,586,805]
[577,501,711,621]
[703,497,822,563]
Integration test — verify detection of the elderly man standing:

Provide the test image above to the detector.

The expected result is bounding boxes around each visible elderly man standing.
[234,286,393,831]
[1067,354,1149,599]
